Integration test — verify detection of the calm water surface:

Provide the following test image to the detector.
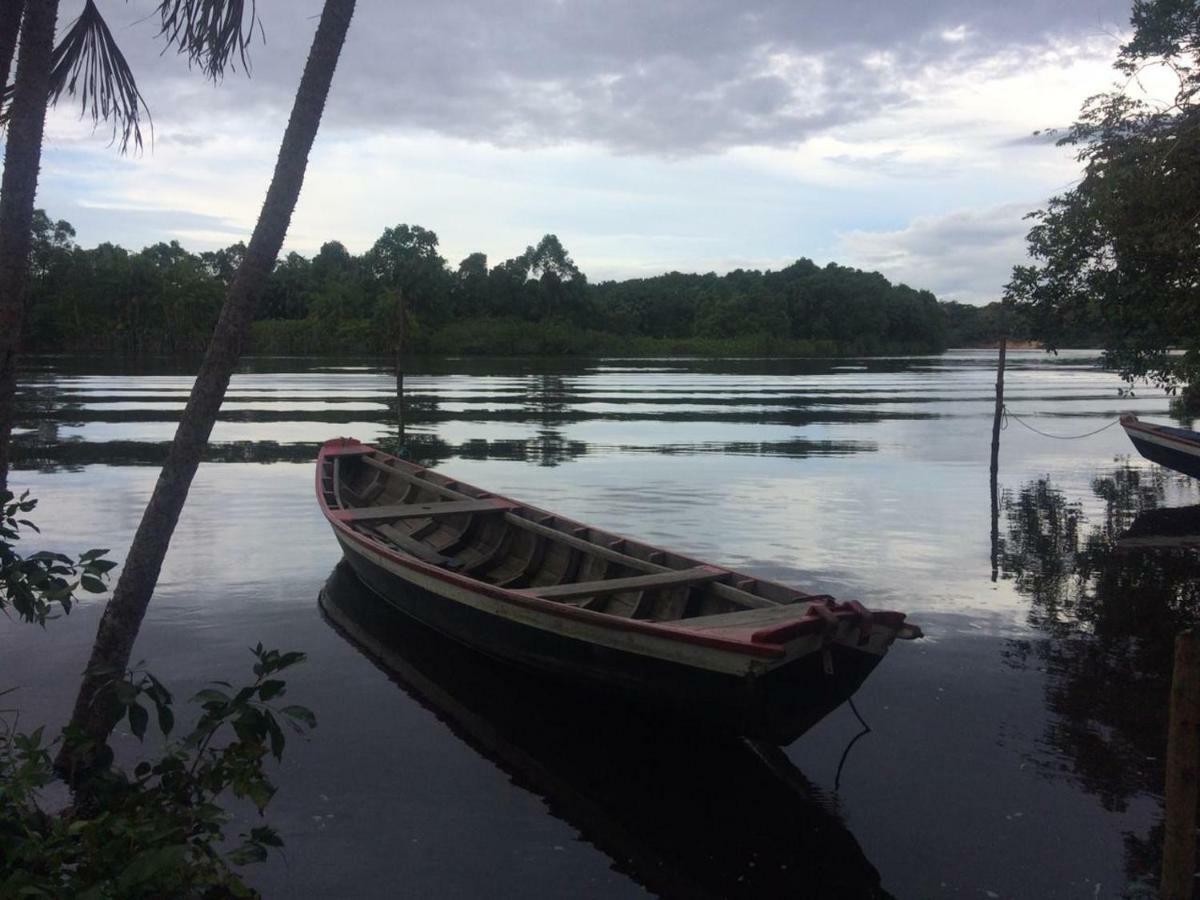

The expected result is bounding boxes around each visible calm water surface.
[4,350,1199,898]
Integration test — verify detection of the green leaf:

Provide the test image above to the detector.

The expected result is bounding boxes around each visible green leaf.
[116,844,189,889]
[279,705,317,729]
[276,651,307,670]
[113,680,139,706]
[156,701,175,736]
[128,702,149,740]
[265,713,285,760]
[249,825,284,847]
[80,574,107,593]
[228,842,268,865]
[258,679,286,701]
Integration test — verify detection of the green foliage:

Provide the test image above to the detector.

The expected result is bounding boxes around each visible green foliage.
[25,216,954,358]
[1,490,115,625]
[1,644,315,898]
[1007,0,1200,404]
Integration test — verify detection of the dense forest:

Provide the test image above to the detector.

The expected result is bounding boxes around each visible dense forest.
[24,210,1062,357]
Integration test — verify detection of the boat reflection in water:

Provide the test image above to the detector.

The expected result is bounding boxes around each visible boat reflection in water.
[319,562,893,900]
[1118,504,1200,550]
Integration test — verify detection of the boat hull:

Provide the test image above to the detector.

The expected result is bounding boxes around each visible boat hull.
[336,532,884,744]
[1122,416,1200,479]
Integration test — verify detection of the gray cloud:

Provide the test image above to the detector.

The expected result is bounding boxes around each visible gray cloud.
[63,202,244,248]
[836,202,1036,304]
[97,0,1129,155]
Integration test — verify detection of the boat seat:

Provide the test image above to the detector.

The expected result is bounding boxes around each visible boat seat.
[334,499,517,523]
[671,603,825,631]
[522,566,722,601]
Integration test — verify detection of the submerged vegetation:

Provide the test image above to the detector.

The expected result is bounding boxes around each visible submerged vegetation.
[24,214,981,358]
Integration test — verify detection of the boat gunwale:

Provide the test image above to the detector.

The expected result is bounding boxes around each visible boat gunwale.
[1121,415,1200,451]
[316,438,908,661]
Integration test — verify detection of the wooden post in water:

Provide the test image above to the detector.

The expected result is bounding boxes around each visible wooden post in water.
[989,336,1007,582]
[395,289,405,450]
[990,336,1007,482]
[1162,630,1200,900]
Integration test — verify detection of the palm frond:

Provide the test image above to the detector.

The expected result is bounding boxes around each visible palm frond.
[155,0,261,81]
[48,0,150,154]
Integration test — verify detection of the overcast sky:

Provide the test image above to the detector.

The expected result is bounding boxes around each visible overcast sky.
[34,0,1139,304]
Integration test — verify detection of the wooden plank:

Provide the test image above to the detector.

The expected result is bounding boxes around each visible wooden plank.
[666,605,815,631]
[360,455,473,499]
[370,524,461,568]
[507,513,665,571]
[524,567,722,601]
[505,512,775,609]
[336,499,516,522]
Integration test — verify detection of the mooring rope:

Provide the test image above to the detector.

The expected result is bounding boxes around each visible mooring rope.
[1001,405,1123,440]
[833,696,872,792]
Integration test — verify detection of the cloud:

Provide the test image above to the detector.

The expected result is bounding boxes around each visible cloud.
[835,203,1036,304]
[101,0,1131,156]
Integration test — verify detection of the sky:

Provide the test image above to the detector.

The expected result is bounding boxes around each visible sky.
[33,0,1143,304]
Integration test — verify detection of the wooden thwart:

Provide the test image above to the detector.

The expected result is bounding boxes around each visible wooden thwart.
[336,499,516,522]
[525,566,722,601]
[368,525,461,568]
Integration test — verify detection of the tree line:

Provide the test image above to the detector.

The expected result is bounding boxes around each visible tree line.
[24,213,988,357]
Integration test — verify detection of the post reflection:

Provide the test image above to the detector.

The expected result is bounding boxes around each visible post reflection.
[997,463,1200,888]
[319,561,893,900]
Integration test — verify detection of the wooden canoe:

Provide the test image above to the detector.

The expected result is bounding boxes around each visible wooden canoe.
[1121,414,1200,479]
[316,437,921,743]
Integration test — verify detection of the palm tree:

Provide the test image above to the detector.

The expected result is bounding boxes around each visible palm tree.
[60,0,357,774]
[0,0,57,494]
[0,1,26,92]
[0,0,259,492]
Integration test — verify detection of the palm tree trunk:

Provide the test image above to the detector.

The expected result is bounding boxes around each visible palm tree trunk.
[59,0,357,773]
[0,0,26,92]
[0,0,56,495]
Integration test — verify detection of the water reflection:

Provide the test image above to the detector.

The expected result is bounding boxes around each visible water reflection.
[998,464,1200,888]
[12,356,915,470]
[15,351,1164,476]
[1119,504,1200,550]
[319,562,893,899]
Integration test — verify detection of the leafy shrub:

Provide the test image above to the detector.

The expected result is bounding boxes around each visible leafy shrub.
[1,490,115,625]
[2,645,316,898]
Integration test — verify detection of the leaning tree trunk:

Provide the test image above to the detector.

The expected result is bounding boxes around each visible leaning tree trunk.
[0,0,56,495]
[59,0,357,772]
[0,0,27,93]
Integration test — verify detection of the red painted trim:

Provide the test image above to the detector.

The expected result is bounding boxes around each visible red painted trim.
[1122,417,1200,451]
[315,439,911,659]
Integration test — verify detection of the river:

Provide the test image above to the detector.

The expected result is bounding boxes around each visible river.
[4,349,1198,898]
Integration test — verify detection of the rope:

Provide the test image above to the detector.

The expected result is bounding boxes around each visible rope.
[834,696,871,792]
[1001,405,1122,441]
